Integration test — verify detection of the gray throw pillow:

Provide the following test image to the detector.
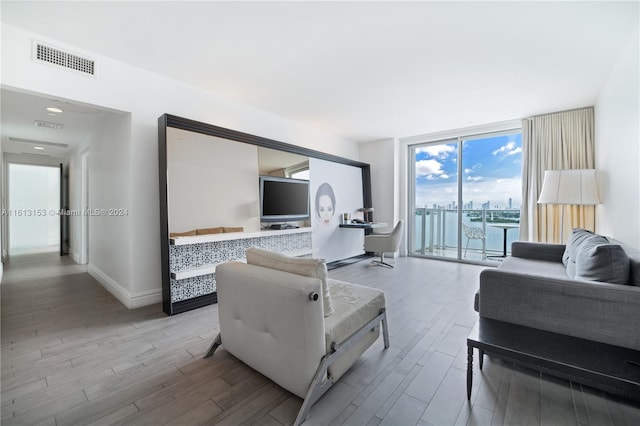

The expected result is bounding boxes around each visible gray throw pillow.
[564,229,608,279]
[574,240,630,285]
[563,228,598,267]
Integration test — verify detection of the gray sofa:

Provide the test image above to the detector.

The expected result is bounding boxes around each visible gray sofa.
[475,229,640,351]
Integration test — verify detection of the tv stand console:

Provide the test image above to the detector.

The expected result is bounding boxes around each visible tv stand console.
[267,223,300,230]
[165,227,313,315]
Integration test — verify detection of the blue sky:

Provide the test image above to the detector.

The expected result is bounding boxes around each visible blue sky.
[414,133,522,209]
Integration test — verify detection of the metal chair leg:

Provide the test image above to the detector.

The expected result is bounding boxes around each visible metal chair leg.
[381,308,390,349]
[203,333,221,358]
[370,252,394,268]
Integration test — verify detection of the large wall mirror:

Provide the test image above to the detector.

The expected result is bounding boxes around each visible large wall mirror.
[159,114,371,315]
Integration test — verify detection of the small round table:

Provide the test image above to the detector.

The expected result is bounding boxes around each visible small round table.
[489,224,520,258]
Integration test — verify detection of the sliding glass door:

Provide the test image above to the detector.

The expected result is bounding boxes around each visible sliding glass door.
[412,140,459,260]
[410,129,522,263]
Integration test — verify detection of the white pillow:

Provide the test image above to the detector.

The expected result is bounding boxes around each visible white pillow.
[245,247,334,317]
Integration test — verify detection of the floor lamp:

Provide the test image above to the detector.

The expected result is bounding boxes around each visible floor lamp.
[537,169,600,243]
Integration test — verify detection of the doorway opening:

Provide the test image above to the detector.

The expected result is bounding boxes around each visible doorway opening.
[7,163,61,255]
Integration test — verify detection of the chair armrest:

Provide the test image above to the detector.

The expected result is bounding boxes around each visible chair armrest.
[511,241,565,262]
[479,268,640,350]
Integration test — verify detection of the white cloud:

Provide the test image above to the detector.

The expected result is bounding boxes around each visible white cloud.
[441,173,449,179]
[467,176,483,182]
[416,159,445,178]
[492,141,522,157]
[464,163,482,174]
[416,144,456,159]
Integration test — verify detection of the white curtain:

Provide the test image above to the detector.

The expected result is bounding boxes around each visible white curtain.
[520,107,595,243]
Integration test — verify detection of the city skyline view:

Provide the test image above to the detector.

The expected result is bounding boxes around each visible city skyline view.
[414,132,523,211]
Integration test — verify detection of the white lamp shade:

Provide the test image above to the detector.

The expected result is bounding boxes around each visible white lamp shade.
[537,169,600,205]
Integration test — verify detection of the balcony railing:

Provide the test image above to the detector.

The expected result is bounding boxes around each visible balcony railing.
[413,208,520,260]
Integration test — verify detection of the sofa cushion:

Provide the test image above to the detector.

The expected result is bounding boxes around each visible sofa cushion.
[246,247,334,316]
[625,247,640,287]
[324,279,385,380]
[575,239,630,284]
[562,228,596,267]
[563,229,609,279]
[609,238,640,287]
[475,256,573,313]
[499,256,569,280]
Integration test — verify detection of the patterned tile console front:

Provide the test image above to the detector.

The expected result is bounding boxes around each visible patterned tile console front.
[169,230,312,302]
[171,274,216,303]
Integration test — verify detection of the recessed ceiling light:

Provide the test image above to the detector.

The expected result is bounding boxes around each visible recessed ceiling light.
[46,107,63,113]
[33,146,45,150]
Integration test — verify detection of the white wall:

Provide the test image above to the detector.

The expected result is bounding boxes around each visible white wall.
[86,112,133,302]
[359,138,401,234]
[2,24,359,306]
[359,138,405,255]
[595,27,640,248]
[67,145,82,263]
[167,129,260,233]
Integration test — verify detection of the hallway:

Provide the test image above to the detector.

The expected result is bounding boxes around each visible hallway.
[1,252,86,284]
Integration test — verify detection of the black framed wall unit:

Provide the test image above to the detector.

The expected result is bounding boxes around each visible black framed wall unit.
[158,114,372,315]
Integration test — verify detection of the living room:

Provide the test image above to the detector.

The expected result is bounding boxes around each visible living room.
[1,1,639,425]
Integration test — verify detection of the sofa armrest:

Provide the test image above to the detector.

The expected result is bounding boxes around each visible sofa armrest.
[479,268,640,351]
[216,261,326,398]
[511,241,566,262]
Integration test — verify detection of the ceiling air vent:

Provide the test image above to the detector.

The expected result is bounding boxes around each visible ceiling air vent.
[34,120,64,130]
[33,41,96,76]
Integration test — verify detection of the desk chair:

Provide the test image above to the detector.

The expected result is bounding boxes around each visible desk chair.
[364,221,404,268]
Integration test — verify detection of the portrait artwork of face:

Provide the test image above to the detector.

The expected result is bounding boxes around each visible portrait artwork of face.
[315,183,336,226]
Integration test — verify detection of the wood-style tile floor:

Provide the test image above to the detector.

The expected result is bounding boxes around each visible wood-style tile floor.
[1,253,639,425]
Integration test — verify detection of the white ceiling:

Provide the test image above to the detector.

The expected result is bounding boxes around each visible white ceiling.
[0,89,111,157]
[1,1,638,143]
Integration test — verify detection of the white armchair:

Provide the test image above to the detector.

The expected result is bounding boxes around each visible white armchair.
[204,248,389,425]
[364,220,404,268]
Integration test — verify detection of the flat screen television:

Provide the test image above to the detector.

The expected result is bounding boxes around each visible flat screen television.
[259,176,310,223]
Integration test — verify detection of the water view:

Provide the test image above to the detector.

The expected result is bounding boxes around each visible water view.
[414,208,520,258]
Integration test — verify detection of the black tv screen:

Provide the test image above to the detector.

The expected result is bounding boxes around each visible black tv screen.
[260,176,310,222]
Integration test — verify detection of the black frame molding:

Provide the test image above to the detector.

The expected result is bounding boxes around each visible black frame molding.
[158,114,372,315]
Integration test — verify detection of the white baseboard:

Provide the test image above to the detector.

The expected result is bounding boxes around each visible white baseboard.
[69,251,80,264]
[88,264,162,309]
